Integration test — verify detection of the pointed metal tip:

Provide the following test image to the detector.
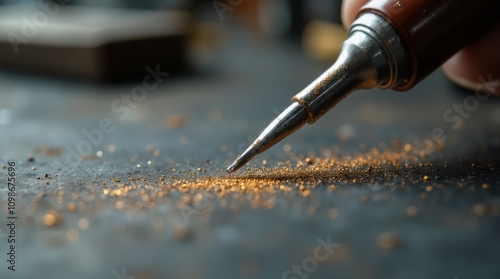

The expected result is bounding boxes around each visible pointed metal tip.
[227,102,309,173]
[226,165,235,174]
[226,146,258,174]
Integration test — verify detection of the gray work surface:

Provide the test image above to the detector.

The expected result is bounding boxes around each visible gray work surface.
[0,27,499,279]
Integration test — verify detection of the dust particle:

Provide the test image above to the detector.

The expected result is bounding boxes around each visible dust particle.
[67,229,79,241]
[240,257,260,278]
[377,232,400,249]
[151,218,165,231]
[328,208,339,219]
[107,145,116,153]
[82,155,97,161]
[472,203,490,216]
[165,114,188,129]
[78,218,90,230]
[359,195,370,204]
[283,144,291,153]
[406,206,418,217]
[174,225,192,241]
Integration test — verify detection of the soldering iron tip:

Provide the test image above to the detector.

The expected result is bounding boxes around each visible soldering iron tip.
[226,146,258,174]
[227,103,309,173]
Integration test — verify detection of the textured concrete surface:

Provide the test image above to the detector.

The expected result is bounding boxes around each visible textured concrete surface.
[0,27,500,279]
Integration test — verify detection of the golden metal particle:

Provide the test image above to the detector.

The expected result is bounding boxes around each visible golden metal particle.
[181,195,193,205]
[302,189,311,197]
[115,201,125,210]
[482,183,490,189]
[425,185,433,192]
[67,202,78,212]
[327,185,337,192]
[43,211,63,227]
[403,144,412,152]
[305,158,313,165]
[423,175,430,182]
[377,232,400,249]
[193,193,204,204]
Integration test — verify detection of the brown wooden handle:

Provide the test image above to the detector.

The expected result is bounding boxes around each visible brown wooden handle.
[358,0,500,90]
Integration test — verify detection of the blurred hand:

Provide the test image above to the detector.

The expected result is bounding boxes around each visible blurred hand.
[341,0,500,95]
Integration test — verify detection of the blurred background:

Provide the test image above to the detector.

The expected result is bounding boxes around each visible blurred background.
[0,1,499,279]
[0,0,351,82]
